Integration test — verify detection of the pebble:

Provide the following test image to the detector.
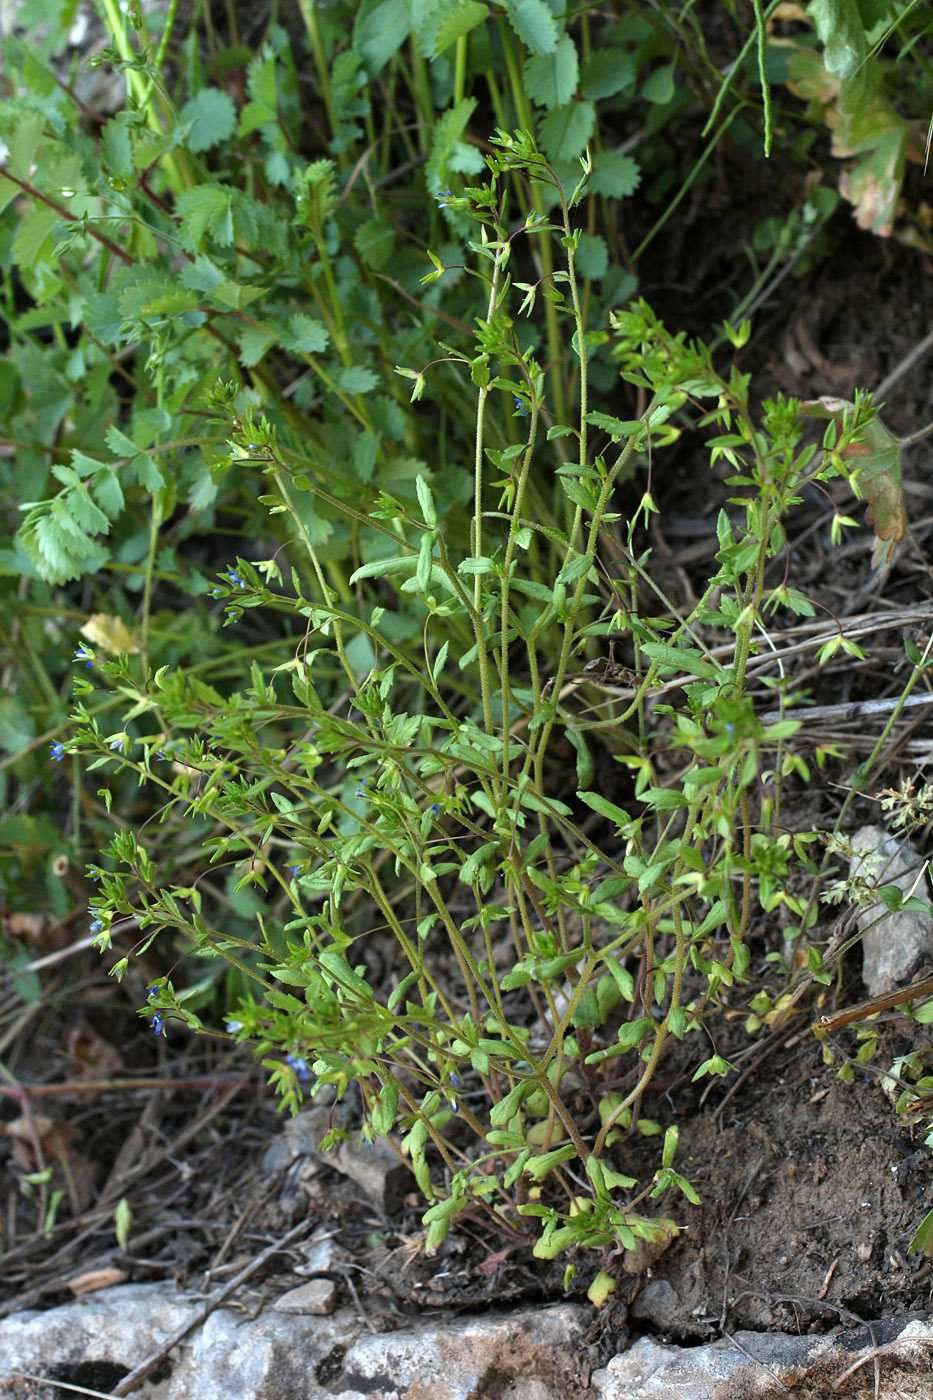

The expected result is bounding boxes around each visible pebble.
[273,1278,338,1315]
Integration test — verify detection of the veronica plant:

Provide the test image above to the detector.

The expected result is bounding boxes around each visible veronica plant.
[66,131,871,1280]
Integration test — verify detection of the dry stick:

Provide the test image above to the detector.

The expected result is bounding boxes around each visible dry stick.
[830,1329,933,1392]
[759,689,933,726]
[874,325,933,402]
[108,1215,316,1397]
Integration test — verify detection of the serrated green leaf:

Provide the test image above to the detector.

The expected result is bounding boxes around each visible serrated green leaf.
[580,47,637,99]
[282,315,330,355]
[354,0,414,72]
[335,366,379,394]
[237,322,277,367]
[539,101,595,161]
[504,0,558,54]
[590,150,641,198]
[178,88,237,153]
[433,0,487,54]
[524,36,579,108]
[175,185,235,251]
[574,232,608,279]
[354,218,396,270]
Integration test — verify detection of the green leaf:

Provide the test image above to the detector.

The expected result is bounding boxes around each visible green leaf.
[335,366,380,394]
[909,1205,933,1255]
[175,185,235,251]
[810,0,866,80]
[640,642,721,680]
[430,0,488,56]
[504,0,559,54]
[237,322,277,367]
[800,397,906,568]
[427,98,478,189]
[580,48,637,100]
[282,315,330,354]
[178,88,238,153]
[539,101,596,161]
[576,791,631,828]
[489,1080,534,1126]
[114,1197,132,1252]
[524,1144,576,1181]
[524,36,579,108]
[354,0,414,72]
[642,62,676,104]
[101,114,134,178]
[590,150,641,198]
[354,218,396,270]
[574,233,608,280]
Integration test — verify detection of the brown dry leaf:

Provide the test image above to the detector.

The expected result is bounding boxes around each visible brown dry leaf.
[2,1113,74,1172]
[67,1022,124,1102]
[2,1113,99,1213]
[67,1268,129,1296]
[622,1225,678,1276]
[79,613,140,655]
[1,910,48,943]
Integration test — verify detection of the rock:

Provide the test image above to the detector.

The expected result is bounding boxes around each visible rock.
[848,825,933,995]
[590,1316,933,1400]
[264,1107,413,1214]
[630,1279,681,1332]
[294,1228,347,1275]
[0,1282,589,1400]
[274,1279,337,1315]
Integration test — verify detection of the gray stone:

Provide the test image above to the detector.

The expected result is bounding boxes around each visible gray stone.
[4,1280,933,1400]
[0,1282,588,1400]
[267,1107,413,1214]
[274,1278,338,1315]
[630,1279,681,1332]
[590,1318,933,1400]
[849,825,933,995]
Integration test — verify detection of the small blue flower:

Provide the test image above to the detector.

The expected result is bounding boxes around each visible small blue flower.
[361,1130,373,1147]
[288,864,302,875]
[108,737,125,751]
[50,742,66,762]
[74,647,93,668]
[147,985,159,1000]
[152,1011,165,1037]
[449,1072,461,1088]
[90,918,104,934]
[226,1020,243,1034]
[286,1053,310,1081]
[513,396,530,418]
[431,802,442,818]
[435,188,455,209]
[227,570,247,589]
[354,777,371,798]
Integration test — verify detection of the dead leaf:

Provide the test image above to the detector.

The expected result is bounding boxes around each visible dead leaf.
[67,1268,129,1295]
[622,1225,678,1275]
[2,1113,99,1214]
[2,911,47,943]
[79,613,140,655]
[67,1022,124,1101]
